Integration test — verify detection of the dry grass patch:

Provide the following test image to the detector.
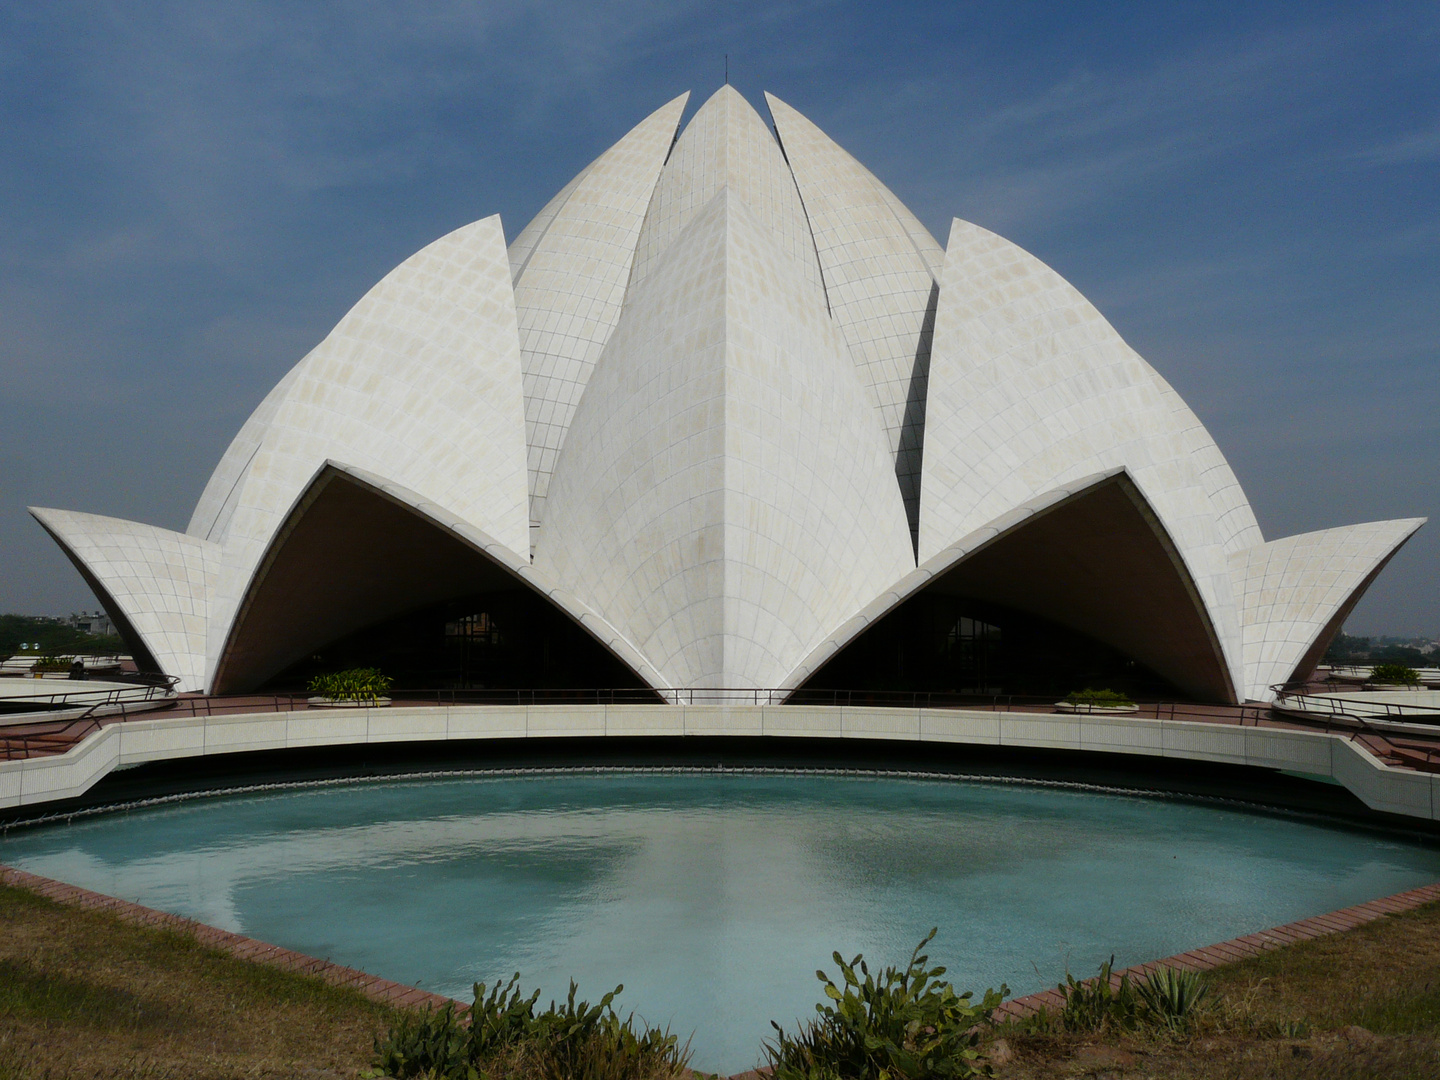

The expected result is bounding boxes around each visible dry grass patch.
[982,898,1440,1079]
[0,883,396,1079]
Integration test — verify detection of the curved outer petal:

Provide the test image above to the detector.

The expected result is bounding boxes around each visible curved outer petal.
[210,461,666,693]
[921,217,1263,698]
[536,189,913,693]
[627,86,824,296]
[782,468,1234,701]
[514,92,689,532]
[29,508,217,691]
[766,93,941,541]
[781,470,1123,693]
[1230,518,1426,700]
[206,214,531,683]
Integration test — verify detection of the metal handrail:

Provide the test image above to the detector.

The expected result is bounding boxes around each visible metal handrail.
[1270,681,1440,723]
[6,681,1440,773]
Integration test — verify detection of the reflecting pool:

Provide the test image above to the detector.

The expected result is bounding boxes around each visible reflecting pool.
[4,771,1438,1074]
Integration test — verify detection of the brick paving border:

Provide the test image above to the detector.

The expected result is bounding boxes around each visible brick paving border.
[4,861,1440,1060]
[0,863,458,1012]
[991,879,1440,1020]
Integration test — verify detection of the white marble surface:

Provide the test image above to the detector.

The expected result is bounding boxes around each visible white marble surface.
[512,93,689,530]
[921,217,1269,699]
[28,87,1424,706]
[768,93,941,531]
[29,509,217,690]
[1230,519,1426,700]
[537,190,912,692]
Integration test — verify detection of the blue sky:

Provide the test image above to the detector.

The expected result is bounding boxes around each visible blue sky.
[1,1,1435,635]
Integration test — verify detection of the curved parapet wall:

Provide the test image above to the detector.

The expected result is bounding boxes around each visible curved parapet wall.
[2,705,1436,826]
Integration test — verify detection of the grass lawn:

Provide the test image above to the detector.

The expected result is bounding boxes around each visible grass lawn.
[0,883,396,1079]
[983,898,1440,1079]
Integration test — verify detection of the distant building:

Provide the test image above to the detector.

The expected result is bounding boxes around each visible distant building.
[68,610,116,637]
[27,87,1427,702]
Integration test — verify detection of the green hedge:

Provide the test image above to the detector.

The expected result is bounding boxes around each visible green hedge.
[1370,663,1421,686]
[307,668,393,702]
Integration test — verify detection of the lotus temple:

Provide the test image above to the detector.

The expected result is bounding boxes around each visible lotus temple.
[27,86,1425,705]
[8,88,1440,1076]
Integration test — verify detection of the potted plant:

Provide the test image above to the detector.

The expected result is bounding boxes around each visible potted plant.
[1055,688,1139,714]
[32,655,73,680]
[1369,663,1422,688]
[306,667,394,707]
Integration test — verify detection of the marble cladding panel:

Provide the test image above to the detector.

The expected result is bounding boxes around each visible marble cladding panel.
[719,193,914,687]
[208,215,531,678]
[538,188,911,691]
[514,93,689,528]
[1230,519,1426,700]
[507,166,592,282]
[628,86,823,297]
[921,217,1262,692]
[187,364,302,543]
[536,190,732,688]
[767,92,941,523]
[28,508,218,691]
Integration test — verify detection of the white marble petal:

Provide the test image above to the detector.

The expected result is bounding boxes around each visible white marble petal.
[628,85,823,296]
[207,214,531,684]
[29,508,218,691]
[536,189,913,693]
[921,217,1264,698]
[35,88,1422,705]
[514,92,690,532]
[766,93,941,539]
[1231,518,1426,700]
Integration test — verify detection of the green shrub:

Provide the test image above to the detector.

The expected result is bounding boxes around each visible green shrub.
[31,655,70,673]
[1056,956,1141,1033]
[1026,959,1210,1037]
[764,929,1005,1080]
[1134,966,1209,1032]
[371,1001,470,1079]
[368,974,689,1080]
[307,667,393,702]
[1062,688,1134,707]
[1370,663,1421,686]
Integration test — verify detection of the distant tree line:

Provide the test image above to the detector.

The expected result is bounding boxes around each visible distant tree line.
[0,614,125,657]
[1325,633,1434,667]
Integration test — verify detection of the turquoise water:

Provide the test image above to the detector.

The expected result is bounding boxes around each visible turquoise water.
[4,771,1439,1074]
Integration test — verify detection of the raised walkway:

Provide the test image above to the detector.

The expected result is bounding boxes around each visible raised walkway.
[2,693,1439,822]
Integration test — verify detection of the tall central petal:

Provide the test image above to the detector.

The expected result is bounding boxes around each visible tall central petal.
[535,189,913,691]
